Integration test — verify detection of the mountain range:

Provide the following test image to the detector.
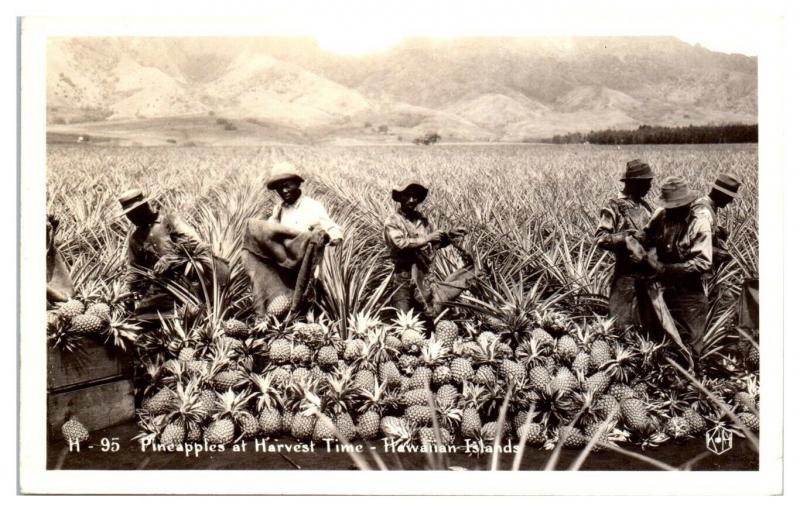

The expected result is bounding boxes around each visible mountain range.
[46,37,757,144]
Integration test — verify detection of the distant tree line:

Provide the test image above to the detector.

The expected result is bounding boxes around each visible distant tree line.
[549,124,757,145]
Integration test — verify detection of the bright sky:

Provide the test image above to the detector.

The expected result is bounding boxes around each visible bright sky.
[21,0,775,57]
[307,0,769,57]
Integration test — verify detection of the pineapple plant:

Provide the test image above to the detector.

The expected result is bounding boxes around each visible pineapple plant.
[223,319,249,339]
[405,404,434,426]
[584,371,611,395]
[474,364,497,387]
[379,360,402,387]
[665,416,690,440]
[499,359,526,384]
[528,365,552,392]
[162,378,206,446]
[69,314,105,336]
[392,310,426,353]
[589,338,613,370]
[316,345,339,368]
[517,420,546,446]
[142,387,173,416]
[619,397,653,435]
[555,334,579,363]
[572,351,591,375]
[459,382,488,439]
[550,367,579,393]
[267,295,292,317]
[61,417,89,443]
[558,425,586,448]
[682,407,707,436]
[85,302,111,321]
[434,319,458,349]
[204,390,244,445]
[380,416,415,449]
[450,357,475,384]
[58,299,85,319]
[268,338,293,364]
[737,412,759,432]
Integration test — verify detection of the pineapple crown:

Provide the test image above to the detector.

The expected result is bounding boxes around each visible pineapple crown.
[391,309,426,334]
[165,378,206,425]
[212,389,256,420]
[420,339,449,366]
[347,311,383,338]
[250,373,283,412]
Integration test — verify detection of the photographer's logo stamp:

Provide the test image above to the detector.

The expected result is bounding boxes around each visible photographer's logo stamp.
[705,425,733,455]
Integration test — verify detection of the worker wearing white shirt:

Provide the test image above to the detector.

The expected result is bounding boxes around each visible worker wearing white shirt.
[266,162,343,245]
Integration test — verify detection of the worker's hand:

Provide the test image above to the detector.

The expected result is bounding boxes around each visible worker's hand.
[450,227,468,238]
[153,256,171,275]
[427,231,446,244]
[328,237,342,247]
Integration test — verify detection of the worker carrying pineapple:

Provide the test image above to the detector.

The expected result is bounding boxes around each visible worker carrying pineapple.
[46,214,74,304]
[639,176,714,354]
[595,159,655,329]
[384,181,468,315]
[241,162,343,317]
[119,188,230,323]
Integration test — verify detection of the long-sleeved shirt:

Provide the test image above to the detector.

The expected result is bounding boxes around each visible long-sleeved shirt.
[383,209,438,274]
[269,195,343,242]
[642,207,714,279]
[595,193,653,271]
[125,211,210,294]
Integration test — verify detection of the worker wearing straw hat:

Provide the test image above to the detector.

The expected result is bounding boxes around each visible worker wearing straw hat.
[384,180,466,314]
[118,188,229,323]
[265,161,343,245]
[595,159,655,329]
[692,173,743,267]
[641,176,714,353]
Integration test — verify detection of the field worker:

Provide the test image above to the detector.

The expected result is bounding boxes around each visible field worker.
[595,159,654,329]
[641,177,714,353]
[119,188,229,322]
[384,181,467,314]
[46,214,74,304]
[266,161,343,245]
[692,173,742,267]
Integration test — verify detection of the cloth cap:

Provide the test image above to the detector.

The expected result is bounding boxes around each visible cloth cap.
[391,181,429,202]
[656,176,700,209]
[266,161,305,190]
[118,188,150,215]
[712,173,742,198]
[620,159,654,181]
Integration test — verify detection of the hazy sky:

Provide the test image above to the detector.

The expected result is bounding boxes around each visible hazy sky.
[30,0,772,57]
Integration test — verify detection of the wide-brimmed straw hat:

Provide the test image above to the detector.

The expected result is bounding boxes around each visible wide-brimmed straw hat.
[391,181,429,202]
[620,159,654,181]
[712,173,742,198]
[656,176,700,209]
[118,188,151,215]
[266,161,305,190]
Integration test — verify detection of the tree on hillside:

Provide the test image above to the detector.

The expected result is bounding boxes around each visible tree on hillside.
[414,132,441,145]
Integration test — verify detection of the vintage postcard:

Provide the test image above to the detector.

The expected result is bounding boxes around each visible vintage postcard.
[18,4,784,495]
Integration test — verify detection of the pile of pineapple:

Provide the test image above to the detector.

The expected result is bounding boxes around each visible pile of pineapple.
[47,281,140,351]
[126,306,760,452]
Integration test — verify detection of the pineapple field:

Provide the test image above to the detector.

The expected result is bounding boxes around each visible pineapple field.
[47,142,759,470]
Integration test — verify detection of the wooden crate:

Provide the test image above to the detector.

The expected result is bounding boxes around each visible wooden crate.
[47,338,136,439]
[47,341,132,392]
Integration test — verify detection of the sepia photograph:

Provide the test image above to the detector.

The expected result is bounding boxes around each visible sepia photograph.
[17,3,786,495]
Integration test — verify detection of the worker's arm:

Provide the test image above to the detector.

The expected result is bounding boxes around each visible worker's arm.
[311,200,344,245]
[661,211,713,276]
[384,217,442,251]
[595,201,631,250]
